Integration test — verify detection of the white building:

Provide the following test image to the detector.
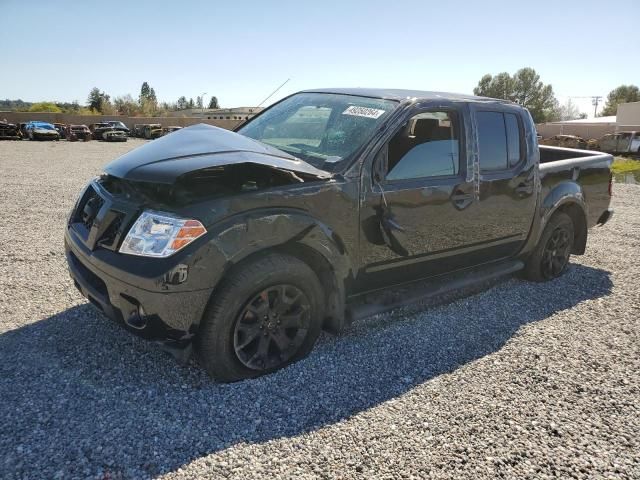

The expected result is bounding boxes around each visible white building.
[168,107,263,120]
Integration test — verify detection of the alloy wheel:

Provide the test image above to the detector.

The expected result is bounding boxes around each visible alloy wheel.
[233,284,311,371]
[542,227,571,279]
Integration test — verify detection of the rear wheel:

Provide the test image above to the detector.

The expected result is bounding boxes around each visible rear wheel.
[523,212,574,282]
[196,253,324,382]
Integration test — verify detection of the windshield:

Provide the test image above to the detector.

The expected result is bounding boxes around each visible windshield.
[33,123,54,130]
[109,121,127,128]
[238,92,398,172]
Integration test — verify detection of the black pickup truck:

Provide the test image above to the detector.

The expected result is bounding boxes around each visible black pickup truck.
[65,89,614,381]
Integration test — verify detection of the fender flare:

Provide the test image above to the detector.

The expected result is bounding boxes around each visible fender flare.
[539,181,588,254]
[192,208,353,331]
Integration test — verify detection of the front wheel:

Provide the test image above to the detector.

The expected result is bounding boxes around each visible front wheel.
[196,253,324,382]
[523,212,574,282]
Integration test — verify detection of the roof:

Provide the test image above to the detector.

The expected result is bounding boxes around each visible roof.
[300,87,513,105]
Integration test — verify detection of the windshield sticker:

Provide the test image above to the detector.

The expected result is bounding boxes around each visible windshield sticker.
[342,106,386,119]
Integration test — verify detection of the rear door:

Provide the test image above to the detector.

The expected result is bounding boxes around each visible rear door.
[468,105,537,260]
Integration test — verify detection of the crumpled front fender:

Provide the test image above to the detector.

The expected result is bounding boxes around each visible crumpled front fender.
[185,208,352,329]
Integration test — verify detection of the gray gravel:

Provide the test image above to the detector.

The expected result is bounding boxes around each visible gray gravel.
[0,140,638,479]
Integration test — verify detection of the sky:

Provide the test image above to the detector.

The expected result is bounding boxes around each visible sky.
[1,0,638,118]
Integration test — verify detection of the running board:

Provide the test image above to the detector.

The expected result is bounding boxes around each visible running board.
[346,259,524,322]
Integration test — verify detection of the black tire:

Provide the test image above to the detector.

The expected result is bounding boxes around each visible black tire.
[196,253,325,382]
[523,212,574,282]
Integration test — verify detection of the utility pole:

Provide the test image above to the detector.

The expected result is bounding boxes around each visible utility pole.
[591,96,602,117]
[567,95,603,118]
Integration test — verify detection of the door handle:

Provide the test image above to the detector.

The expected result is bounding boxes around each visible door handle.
[451,190,473,210]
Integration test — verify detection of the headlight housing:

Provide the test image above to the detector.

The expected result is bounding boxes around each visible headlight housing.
[119,210,207,258]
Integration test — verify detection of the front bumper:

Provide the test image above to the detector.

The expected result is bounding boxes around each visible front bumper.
[64,226,213,352]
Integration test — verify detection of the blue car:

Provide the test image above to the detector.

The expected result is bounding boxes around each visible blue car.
[25,121,60,141]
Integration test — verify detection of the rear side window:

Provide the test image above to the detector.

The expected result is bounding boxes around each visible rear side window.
[477,111,522,172]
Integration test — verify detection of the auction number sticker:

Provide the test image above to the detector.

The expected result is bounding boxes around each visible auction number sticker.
[342,106,386,119]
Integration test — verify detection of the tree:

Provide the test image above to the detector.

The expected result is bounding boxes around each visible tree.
[473,67,559,123]
[176,96,188,110]
[138,82,158,115]
[208,96,219,109]
[100,101,117,115]
[600,85,640,116]
[139,82,151,104]
[87,87,110,113]
[556,99,584,121]
[113,94,139,116]
[196,96,203,109]
[28,102,62,113]
[187,98,195,109]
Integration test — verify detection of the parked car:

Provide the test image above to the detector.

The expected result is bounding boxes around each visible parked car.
[143,123,163,139]
[105,120,130,136]
[539,134,587,149]
[90,121,129,140]
[162,126,182,135]
[103,129,128,142]
[585,138,601,151]
[25,121,60,141]
[18,122,30,138]
[131,124,147,138]
[0,121,21,140]
[53,123,67,139]
[65,88,614,382]
[66,125,92,142]
[599,131,640,156]
[89,122,111,140]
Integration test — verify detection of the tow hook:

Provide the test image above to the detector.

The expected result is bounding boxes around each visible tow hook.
[125,306,147,330]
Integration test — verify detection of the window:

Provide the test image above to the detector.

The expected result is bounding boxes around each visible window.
[239,92,397,172]
[477,111,522,172]
[505,113,521,167]
[385,111,460,181]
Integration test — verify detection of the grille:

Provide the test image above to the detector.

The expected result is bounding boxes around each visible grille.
[74,186,104,231]
[97,212,126,250]
[71,185,130,251]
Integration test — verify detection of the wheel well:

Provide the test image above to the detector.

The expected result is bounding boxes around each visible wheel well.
[216,243,346,333]
[555,203,587,254]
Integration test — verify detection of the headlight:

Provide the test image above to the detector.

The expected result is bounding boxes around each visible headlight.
[119,210,206,258]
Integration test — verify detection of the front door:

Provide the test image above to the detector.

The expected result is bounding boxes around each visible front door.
[357,106,481,292]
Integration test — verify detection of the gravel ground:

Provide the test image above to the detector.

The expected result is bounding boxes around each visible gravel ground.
[0,140,638,479]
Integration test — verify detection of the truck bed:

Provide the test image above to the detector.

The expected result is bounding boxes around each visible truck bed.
[538,145,613,228]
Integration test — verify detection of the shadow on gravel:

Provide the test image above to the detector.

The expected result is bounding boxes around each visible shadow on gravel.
[0,264,612,478]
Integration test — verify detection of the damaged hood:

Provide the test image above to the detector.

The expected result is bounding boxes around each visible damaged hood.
[104,123,331,183]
